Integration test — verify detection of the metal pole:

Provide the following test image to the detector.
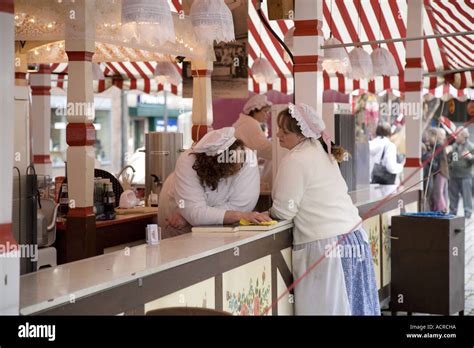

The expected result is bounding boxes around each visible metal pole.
[163,90,168,132]
[120,89,127,168]
[423,68,474,76]
[321,30,474,49]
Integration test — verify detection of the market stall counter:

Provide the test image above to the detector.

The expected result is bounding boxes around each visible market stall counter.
[21,186,420,315]
[21,224,294,315]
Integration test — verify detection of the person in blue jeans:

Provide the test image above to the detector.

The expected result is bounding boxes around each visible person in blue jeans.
[448,128,474,219]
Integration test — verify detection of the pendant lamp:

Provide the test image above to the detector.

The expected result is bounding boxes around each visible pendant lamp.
[121,0,175,45]
[154,61,183,86]
[251,58,277,84]
[190,0,235,44]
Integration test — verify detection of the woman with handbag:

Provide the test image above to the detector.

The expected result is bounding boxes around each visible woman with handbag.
[369,123,404,185]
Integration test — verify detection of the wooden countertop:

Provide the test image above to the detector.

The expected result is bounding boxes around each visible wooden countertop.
[96,212,157,228]
[56,208,158,230]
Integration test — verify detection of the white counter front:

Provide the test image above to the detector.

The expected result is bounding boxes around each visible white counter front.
[20,186,420,315]
[21,224,294,315]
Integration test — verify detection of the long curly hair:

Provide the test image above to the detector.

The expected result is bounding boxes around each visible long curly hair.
[277,108,348,163]
[192,139,245,191]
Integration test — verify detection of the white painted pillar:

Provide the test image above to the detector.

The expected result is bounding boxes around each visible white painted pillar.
[65,0,96,214]
[14,53,28,86]
[14,52,31,173]
[63,0,97,259]
[294,0,324,116]
[190,60,213,142]
[0,0,20,315]
[403,0,424,189]
[30,64,53,177]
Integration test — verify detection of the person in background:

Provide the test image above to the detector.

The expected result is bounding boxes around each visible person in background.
[369,122,404,183]
[233,95,273,189]
[436,128,450,210]
[423,128,448,212]
[158,127,271,238]
[269,103,380,315]
[448,128,474,219]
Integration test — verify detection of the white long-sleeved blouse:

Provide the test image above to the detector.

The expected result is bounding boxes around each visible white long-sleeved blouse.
[158,148,260,232]
[271,139,362,245]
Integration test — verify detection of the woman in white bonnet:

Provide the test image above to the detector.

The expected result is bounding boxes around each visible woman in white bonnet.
[233,94,273,189]
[269,103,380,315]
[158,127,271,238]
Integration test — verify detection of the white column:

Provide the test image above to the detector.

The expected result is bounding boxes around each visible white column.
[14,52,31,173]
[65,0,96,214]
[294,0,324,116]
[14,52,28,86]
[0,0,20,315]
[30,64,53,177]
[403,0,424,189]
[62,0,97,260]
[191,60,213,142]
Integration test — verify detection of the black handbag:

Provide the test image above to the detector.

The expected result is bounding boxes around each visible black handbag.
[371,145,396,185]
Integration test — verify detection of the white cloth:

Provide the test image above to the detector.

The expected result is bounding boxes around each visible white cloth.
[158,148,260,237]
[369,136,403,178]
[271,139,362,244]
[192,127,236,156]
[242,94,273,115]
[233,113,272,160]
[292,237,352,315]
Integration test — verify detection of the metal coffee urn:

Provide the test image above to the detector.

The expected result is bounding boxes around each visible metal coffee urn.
[145,132,184,201]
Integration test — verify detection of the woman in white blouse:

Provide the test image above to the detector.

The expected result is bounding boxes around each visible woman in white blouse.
[270,103,380,315]
[369,122,404,182]
[158,127,271,238]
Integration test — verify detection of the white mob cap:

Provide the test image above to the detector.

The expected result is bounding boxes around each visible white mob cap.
[243,94,273,115]
[192,127,237,156]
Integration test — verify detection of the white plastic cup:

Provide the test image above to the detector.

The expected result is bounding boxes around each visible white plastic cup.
[146,224,161,245]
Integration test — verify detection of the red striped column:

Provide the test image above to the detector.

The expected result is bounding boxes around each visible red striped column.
[0,0,20,315]
[64,0,96,260]
[403,0,424,189]
[294,1,324,114]
[14,52,28,87]
[30,64,53,177]
[191,60,213,142]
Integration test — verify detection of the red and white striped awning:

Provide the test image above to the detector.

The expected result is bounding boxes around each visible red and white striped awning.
[249,0,473,96]
[425,84,474,101]
[50,61,182,96]
[351,83,473,100]
[248,0,294,95]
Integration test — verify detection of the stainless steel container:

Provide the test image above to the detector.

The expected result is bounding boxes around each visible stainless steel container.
[145,132,184,199]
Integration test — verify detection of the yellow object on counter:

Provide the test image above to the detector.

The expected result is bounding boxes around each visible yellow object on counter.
[239,218,277,226]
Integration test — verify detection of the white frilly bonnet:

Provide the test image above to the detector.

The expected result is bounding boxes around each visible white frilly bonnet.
[192,127,237,156]
[243,94,273,115]
[288,103,333,157]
